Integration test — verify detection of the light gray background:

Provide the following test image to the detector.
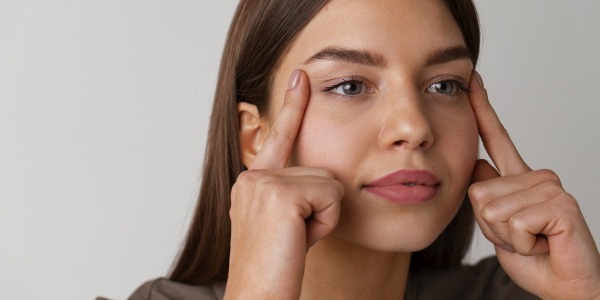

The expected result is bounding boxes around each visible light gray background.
[1,1,598,299]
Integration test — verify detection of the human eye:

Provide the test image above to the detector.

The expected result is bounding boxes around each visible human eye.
[321,76,370,98]
[426,78,470,96]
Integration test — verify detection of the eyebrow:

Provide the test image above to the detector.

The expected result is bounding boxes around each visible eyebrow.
[303,47,387,67]
[425,46,473,66]
[303,46,472,67]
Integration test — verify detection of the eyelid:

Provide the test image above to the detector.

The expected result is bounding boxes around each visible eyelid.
[319,76,368,92]
[319,75,376,100]
[317,74,470,99]
[427,75,470,95]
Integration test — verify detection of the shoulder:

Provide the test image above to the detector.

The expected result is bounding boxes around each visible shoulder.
[406,256,539,300]
[125,278,226,300]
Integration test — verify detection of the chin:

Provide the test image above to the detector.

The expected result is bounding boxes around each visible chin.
[332,217,450,253]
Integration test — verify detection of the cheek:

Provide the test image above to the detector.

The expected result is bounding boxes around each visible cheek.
[288,102,367,171]
[450,113,478,155]
[458,109,479,160]
[433,106,479,182]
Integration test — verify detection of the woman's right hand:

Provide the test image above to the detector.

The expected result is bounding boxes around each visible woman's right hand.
[224,70,345,299]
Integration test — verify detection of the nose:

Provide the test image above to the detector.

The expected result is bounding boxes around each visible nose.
[378,89,434,151]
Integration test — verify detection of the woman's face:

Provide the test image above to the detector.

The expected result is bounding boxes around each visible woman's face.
[267,0,478,251]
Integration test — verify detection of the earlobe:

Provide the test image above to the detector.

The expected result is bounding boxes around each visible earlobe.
[238,102,268,168]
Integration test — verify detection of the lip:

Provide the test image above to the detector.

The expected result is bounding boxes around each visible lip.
[363,169,440,204]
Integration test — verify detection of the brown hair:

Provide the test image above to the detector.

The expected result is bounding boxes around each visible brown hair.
[170,0,481,285]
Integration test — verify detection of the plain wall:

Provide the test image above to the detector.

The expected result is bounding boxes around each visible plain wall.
[1,1,599,299]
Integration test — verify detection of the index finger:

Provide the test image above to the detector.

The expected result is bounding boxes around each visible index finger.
[250,69,309,170]
[469,71,530,176]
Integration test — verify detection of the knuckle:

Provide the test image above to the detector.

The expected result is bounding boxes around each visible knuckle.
[270,182,289,198]
[231,171,259,206]
[535,169,561,184]
[556,192,580,212]
[233,170,280,201]
[468,183,487,201]
[263,180,292,202]
[282,96,297,108]
[481,87,489,99]
[228,203,240,223]
[480,203,501,224]
[538,181,563,198]
[485,126,509,142]
[236,170,258,185]
[267,126,294,147]
[326,180,345,199]
[269,126,281,139]
[266,127,284,145]
[508,216,527,232]
[563,192,579,207]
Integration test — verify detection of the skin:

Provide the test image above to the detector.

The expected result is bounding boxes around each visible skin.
[469,73,600,299]
[226,0,600,299]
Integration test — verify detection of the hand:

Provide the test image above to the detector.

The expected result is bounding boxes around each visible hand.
[468,71,600,299]
[224,70,344,299]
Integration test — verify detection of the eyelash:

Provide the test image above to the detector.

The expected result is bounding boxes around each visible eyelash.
[431,78,471,95]
[320,76,367,97]
[320,76,470,98]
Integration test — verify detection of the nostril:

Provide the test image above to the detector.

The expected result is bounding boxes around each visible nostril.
[393,140,406,147]
[393,139,431,149]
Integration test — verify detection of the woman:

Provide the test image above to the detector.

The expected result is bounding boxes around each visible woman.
[128,0,600,299]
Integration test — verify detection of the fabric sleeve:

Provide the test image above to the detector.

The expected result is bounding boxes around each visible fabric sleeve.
[406,256,540,300]
[125,278,223,300]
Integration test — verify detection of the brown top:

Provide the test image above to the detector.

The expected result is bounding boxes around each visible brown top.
[109,256,538,300]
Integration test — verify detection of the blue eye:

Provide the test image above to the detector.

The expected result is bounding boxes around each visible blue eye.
[427,79,469,95]
[323,79,365,96]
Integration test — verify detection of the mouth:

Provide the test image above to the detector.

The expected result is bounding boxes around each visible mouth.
[362,169,440,204]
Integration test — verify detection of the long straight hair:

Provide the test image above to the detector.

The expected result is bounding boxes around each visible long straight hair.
[170,0,481,285]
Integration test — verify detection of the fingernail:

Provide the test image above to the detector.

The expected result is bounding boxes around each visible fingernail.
[288,69,301,89]
[474,71,484,88]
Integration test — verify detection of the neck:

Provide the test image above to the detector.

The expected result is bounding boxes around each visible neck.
[300,236,410,300]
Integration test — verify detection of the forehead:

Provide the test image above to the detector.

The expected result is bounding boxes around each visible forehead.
[285,0,465,67]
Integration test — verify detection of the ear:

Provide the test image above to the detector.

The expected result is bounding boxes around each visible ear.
[238,102,268,168]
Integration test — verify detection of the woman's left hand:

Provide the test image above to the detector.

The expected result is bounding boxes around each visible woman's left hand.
[468,71,600,299]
